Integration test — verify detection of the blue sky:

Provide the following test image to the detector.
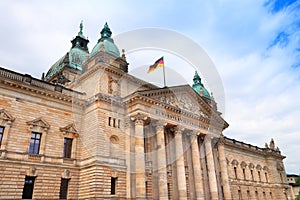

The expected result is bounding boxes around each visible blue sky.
[0,0,299,174]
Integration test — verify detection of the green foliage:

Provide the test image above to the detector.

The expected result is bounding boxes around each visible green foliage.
[296,176,300,185]
[295,191,300,200]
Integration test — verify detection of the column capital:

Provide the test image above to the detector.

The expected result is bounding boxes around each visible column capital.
[171,126,185,135]
[187,130,199,139]
[153,121,167,132]
[130,113,147,125]
[218,135,225,146]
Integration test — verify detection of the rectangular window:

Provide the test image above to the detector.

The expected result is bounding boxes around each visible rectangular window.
[0,126,4,147]
[247,190,250,200]
[108,117,111,126]
[22,176,35,199]
[29,132,41,154]
[59,178,69,199]
[234,167,237,179]
[251,170,254,181]
[111,177,117,195]
[113,118,116,127]
[118,119,120,128]
[63,138,73,158]
[258,171,261,182]
[265,172,268,182]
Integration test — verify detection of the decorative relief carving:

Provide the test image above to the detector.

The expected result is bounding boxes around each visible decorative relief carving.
[27,166,37,177]
[256,164,262,171]
[231,159,238,166]
[110,135,119,144]
[62,169,71,179]
[0,109,15,122]
[153,121,167,132]
[26,117,50,131]
[248,163,255,169]
[108,75,120,96]
[277,161,284,171]
[130,113,147,125]
[60,123,79,137]
[157,94,208,117]
[27,118,50,129]
[240,161,247,168]
[111,170,118,178]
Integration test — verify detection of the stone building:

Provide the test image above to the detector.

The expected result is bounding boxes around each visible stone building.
[287,174,300,199]
[0,22,293,199]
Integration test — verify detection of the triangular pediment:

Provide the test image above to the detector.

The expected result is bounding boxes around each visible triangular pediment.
[127,85,228,130]
[26,117,50,129]
[59,123,78,134]
[0,109,15,122]
[137,85,211,117]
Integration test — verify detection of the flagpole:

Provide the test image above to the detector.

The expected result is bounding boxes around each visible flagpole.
[162,57,166,87]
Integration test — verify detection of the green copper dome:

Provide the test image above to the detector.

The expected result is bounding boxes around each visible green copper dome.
[45,22,89,81]
[90,23,120,58]
[192,71,211,99]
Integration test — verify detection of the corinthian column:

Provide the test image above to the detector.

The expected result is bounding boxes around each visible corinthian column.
[218,136,232,200]
[155,121,169,200]
[174,127,187,199]
[131,113,147,199]
[189,131,205,200]
[204,135,219,200]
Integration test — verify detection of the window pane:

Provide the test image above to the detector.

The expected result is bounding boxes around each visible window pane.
[0,126,4,146]
[63,138,73,158]
[29,132,41,154]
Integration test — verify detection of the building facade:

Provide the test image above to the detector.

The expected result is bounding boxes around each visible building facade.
[0,23,293,199]
[287,174,300,199]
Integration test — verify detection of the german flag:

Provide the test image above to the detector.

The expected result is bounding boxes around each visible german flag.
[147,57,164,73]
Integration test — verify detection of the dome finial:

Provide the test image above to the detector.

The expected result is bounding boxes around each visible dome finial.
[101,22,112,39]
[78,20,83,36]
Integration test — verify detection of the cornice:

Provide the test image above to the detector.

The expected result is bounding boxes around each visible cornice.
[223,136,285,159]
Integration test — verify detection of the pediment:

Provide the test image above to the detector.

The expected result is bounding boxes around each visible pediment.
[138,85,211,118]
[59,123,78,134]
[0,109,15,122]
[26,117,50,129]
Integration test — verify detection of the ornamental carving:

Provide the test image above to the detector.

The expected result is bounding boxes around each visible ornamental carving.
[240,161,247,168]
[256,164,262,171]
[153,121,167,132]
[248,163,255,169]
[231,159,238,166]
[130,113,147,125]
[157,94,208,118]
[277,161,284,171]
[26,117,50,130]
[0,109,15,126]
[62,169,71,179]
[27,166,38,177]
[60,123,79,137]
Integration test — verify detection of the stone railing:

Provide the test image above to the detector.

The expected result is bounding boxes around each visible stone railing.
[224,137,281,155]
[0,67,84,97]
